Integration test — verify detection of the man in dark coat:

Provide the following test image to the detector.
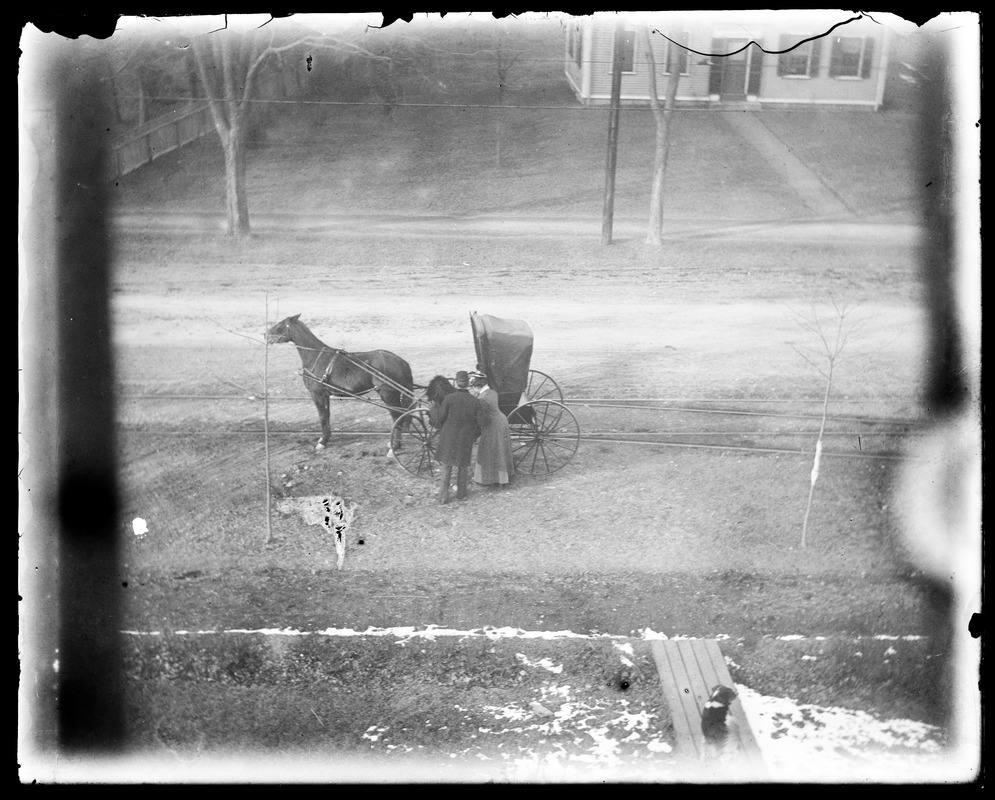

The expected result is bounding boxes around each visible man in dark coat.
[430,371,480,504]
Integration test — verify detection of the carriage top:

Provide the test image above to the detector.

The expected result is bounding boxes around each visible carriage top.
[470,312,534,411]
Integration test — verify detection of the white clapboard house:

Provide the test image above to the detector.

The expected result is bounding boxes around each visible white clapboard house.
[564,11,893,110]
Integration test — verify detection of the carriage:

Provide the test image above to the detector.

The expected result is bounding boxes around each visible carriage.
[390,313,581,479]
[265,312,580,479]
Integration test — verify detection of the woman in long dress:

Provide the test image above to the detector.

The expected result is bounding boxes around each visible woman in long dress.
[471,374,515,487]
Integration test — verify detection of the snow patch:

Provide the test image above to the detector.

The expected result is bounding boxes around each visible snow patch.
[737,685,950,782]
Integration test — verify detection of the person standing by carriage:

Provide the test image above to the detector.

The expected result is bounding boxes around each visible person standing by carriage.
[470,371,515,488]
[428,371,480,504]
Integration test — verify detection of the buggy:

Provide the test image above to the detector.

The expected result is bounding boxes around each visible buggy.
[390,312,581,478]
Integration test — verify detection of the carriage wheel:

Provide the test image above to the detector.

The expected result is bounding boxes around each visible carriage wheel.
[509,400,580,475]
[390,408,442,479]
[525,369,564,404]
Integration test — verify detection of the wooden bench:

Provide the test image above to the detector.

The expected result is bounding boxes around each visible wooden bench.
[649,638,767,778]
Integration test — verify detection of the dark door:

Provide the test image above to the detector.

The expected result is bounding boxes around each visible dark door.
[718,38,749,99]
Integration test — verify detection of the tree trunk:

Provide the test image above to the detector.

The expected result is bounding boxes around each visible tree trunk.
[643,27,681,246]
[193,32,252,238]
[601,20,625,245]
[646,114,667,246]
[222,119,250,237]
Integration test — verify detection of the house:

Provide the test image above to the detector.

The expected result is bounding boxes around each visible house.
[564,11,893,110]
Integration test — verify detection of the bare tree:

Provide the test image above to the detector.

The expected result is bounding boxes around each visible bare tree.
[788,301,860,547]
[191,27,288,237]
[642,27,682,246]
[189,20,390,237]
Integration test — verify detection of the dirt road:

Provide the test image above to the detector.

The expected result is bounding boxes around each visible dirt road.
[112,209,921,245]
[111,222,931,645]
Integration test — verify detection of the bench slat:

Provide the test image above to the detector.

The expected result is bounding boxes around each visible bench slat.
[701,639,766,768]
[650,638,767,777]
[678,638,713,710]
[649,639,702,758]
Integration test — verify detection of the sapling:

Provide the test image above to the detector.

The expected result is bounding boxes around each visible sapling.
[788,301,859,548]
[262,295,273,544]
[213,300,274,544]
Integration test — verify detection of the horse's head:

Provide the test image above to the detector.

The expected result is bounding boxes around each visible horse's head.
[426,375,455,405]
[266,313,301,344]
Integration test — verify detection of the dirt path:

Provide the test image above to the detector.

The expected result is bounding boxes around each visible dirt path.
[112,209,920,244]
[112,283,925,407]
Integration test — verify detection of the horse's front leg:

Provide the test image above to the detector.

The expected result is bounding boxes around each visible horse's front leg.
[312,390,331,450]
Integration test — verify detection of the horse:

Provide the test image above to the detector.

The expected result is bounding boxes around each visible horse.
[266,314,415,452]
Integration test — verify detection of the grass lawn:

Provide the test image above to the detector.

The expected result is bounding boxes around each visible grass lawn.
[756,109,923,220]
[112,92,921,225]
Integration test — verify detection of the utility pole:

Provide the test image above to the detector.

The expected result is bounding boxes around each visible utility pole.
[601,18,625,245]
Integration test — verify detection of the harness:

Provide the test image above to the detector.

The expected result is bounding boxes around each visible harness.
[300,346,414,414]
[302,349,389,404]
[320,349,342,386]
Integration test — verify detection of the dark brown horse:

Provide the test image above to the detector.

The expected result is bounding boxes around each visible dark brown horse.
[266,314,415,451]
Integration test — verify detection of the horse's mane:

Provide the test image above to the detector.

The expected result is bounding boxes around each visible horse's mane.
[426,375,455,405]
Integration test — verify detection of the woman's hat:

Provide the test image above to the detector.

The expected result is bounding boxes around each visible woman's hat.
[469,370,488,383]
[455,371,470,387]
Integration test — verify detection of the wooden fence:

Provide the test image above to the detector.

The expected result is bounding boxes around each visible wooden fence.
[111,101,214,178]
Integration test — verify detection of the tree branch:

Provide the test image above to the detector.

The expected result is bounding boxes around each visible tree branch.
[191,37,231,134]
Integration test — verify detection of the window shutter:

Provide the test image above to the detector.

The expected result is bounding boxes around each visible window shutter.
[809,37,822,77]
[708,38,723,94]
[861,37,875,79]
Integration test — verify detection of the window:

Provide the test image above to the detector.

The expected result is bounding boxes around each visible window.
[664,31,690,75]
[776,34,822,77]
[829,36,876,78]
[618,29,636,73]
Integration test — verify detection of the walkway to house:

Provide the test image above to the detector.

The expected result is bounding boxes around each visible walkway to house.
[723,110,855,220]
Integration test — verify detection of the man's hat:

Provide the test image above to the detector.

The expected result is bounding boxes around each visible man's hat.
[455,370,470,387]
